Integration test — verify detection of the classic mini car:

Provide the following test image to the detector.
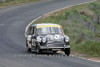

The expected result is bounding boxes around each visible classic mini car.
[26,23,70,56]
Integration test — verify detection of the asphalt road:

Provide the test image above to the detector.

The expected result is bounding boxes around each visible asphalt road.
[0,0,100,67]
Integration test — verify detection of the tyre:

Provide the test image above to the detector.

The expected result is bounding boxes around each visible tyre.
[53,51,57,54]
[26,41,31,52]
[64,48,70,56]
[36,46,42,54]
[27,48,31,52]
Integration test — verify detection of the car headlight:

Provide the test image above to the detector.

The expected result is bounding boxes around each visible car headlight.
[37,37,42,42]
[42,37,47,43]
[64,36,69,42]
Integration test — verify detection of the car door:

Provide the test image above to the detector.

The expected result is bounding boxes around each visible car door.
[31,27,36,47]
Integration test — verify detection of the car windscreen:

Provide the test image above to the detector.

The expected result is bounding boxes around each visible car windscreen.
[36,27,63,35]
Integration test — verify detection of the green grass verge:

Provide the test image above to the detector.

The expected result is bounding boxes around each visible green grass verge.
[0,0,41,7]
[34,0,100,57]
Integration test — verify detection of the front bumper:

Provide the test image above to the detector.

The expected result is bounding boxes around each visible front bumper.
[40,45,70,49]
[39,41,70,50]
[34,41,70,51]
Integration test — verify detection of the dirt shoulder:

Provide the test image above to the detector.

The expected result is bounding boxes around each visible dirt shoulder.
[71,51,100,62]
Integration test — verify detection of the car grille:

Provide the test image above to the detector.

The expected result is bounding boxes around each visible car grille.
[47,41,65,47]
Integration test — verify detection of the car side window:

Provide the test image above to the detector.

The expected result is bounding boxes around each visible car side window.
[30,28,33,35]
[31,28,35,35]
[29,27,32,35]
[34,28,37,35]
[31,27,37,35]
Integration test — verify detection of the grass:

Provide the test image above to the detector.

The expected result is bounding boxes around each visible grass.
[34,0,100,57]
[0,0,41,7]
[73,40,100,57]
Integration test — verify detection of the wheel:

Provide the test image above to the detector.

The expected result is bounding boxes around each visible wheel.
[64,48,70,56]
[36,46,42,54]
[26,41,31,52]
[53,51,57,54]
[27,48,31,52]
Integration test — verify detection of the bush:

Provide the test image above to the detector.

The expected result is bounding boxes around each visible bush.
[74,40,100,57]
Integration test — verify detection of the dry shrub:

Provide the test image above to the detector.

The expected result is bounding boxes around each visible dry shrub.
[80,8,95,18]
